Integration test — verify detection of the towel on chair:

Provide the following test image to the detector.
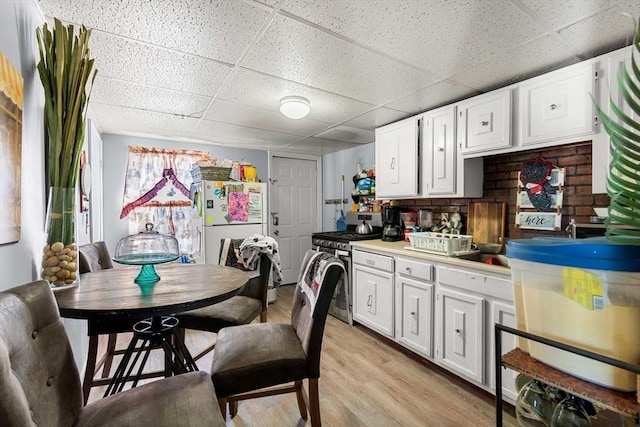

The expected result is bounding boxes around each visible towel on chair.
[239,234,283,286]
[219,238,261,279]
[298,251,346,316]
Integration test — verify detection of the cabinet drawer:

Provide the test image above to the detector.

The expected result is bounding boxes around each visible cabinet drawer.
[437,266,513,301]
[353,250,394,272]
[395,257,433,282]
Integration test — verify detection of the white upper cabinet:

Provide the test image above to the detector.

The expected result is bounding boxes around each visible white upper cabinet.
[422,106,457,195]
[374,116,419,198]
[422,105,483,198]
[457,88,512,157]
[592,46,633,194]
[519,62,595,146]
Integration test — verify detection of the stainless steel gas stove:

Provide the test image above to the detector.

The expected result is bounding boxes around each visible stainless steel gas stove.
[312,212,383,325]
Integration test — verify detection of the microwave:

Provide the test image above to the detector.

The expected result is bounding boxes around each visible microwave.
[565,221,637,239]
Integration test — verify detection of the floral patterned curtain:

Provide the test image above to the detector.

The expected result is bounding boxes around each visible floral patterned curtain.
[121,146,211,254]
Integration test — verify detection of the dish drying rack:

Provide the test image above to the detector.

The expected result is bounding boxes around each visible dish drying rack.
[405,232,475,256]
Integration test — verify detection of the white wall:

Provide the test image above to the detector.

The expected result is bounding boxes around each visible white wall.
[101,133,269,253]
[322,143,374,231]
[0,0,47,289]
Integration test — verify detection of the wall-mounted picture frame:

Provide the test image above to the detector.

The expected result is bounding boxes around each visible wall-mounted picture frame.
[517,190,564,209]
[0,52,23,245]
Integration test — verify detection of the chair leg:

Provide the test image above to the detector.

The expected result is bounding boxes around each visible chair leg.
[83,335,99,404]
[230,400,238,417]
[294,380,308,420]
[308,378,321,427]
[218,398,227,420]
[100,333,118,378]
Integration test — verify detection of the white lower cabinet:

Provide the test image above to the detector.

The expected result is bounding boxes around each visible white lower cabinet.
[395,257,434,357]
[352,247,516,402]
[353,250,395,338]
[436,287,485,383]
[490,302,518,402]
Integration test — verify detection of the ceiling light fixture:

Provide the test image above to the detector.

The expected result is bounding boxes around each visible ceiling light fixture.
[279,96,310,119]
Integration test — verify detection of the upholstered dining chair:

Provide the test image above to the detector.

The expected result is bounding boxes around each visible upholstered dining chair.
[210,250,345,426]
[0,280,226,427]
[78,241,124,404]
[175,238,272,361]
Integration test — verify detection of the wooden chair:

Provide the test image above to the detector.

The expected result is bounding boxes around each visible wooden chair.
[210,250,345,426]
[175,238,272,361]
[0,280,226,427]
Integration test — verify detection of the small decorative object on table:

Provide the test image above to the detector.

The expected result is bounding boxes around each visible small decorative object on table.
[113,223,180,294]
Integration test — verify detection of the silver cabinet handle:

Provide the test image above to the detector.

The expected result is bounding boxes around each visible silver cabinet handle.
[390,157,396,170]
[367,295,373,307]
[437,147,444,152]
[405,266,411,273]
[455,328,461,334]
[549,103,557,110]
[480,120,489,126]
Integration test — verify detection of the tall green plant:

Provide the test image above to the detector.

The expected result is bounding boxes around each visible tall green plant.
[593,17,640,242]
[36,18,96,244]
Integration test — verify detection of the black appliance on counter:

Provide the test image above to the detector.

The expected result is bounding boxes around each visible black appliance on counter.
[382,205,403,241]
[312,212,382,325]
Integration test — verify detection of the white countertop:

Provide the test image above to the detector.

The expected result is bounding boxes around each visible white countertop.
[350,239,511,276]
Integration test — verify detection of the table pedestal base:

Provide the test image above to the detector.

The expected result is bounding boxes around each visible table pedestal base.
[104,315,198,397]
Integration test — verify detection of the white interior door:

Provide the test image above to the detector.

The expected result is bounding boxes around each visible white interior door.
[271,156,318,284]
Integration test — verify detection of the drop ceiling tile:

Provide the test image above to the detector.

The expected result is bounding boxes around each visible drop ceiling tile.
[89,31,232,96]
[92,76,212,117]
[219,68,376,123]
[558,6,640,57]
[282,138,362,155]
[342,107,409,131]
[449,35,580,91]
[242,14,437,105]
[90,103,200,136]
[193,119,299,147]
[313,126,374,144]
[204,99,330,136]
[385,80,479,114]
[40,0,271,64]
[281,0,545,77]
[518,0,614,29]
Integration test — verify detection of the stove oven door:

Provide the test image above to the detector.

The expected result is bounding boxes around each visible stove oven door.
[313,246,352,326]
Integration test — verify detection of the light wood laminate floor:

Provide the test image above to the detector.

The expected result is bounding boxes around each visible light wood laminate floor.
[88,284,518,426]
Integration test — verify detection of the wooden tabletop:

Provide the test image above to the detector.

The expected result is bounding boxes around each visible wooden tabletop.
[54,263,249,322]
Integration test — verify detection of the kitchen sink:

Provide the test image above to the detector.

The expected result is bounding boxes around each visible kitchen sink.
[457,253,510,267]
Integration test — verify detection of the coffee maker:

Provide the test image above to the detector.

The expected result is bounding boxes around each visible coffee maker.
[382,206,403,241]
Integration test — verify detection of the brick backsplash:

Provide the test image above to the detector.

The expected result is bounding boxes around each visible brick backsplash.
[396,141,608,239]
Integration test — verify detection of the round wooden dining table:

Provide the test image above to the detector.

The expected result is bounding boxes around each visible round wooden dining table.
[54,263,250,397]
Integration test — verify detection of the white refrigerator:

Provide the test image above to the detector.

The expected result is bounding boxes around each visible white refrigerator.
[199,180,268,265]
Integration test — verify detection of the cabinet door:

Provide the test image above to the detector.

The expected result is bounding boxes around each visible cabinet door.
[519,62,595,145]
[458,89,512,156]
[437,288,484,383]
[490,302,518,403]
[423,106,456,195]
[593,47,636,193]
[353,264,394,337]
[375,117,419,198]
[395,275,434,357]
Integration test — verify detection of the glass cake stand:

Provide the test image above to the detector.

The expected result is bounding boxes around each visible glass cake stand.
[114,223,181,293]
[113,253,179,292]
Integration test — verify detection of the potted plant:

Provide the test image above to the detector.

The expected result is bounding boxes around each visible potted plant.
[593,16,640,241]
[36,18,97,287]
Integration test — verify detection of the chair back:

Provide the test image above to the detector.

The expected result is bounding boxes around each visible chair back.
[0,281,83,426]
[290,250,345,378]
[78,241,114,273]
[218,238,272,306]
